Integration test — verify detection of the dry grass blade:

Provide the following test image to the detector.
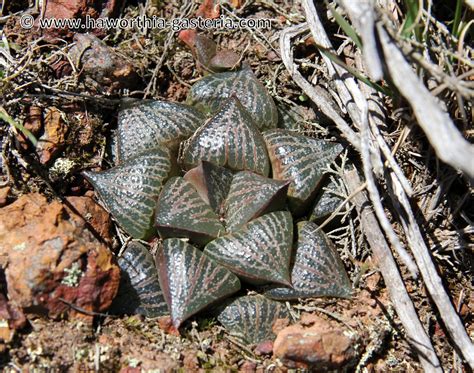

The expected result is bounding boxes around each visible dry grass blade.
[344,169,441,372]
[377,25,474,179]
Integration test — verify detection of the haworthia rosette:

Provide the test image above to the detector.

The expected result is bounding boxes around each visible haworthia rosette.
[264,221,352,300]
[155,177,226,245]
[187,66,278,130]
[117,100,205,161]
[83,148,173,239]
[110,242,168,317]
[263,129,343,216]
[217,295,289,344]
[224,171,289,232]
[181,96,270,176]
[183,161,234,216]
[156,238,241,328]
[204,211,293,286]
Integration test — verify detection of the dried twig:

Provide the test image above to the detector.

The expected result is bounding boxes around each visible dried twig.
[279,24,362,150]
[344,169,441,372]
[377,25,474,179]
[386,169,474,368]
[339,0,383,80]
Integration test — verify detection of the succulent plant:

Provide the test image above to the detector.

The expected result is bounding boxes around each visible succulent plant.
[187,65,278,130]
[84,66,351,336]
[82,148,173,239]
[117,100,205,161]
[156,238,240,328]
[181,95,270,176]
[110,241,167,317]
[217,295,290,344]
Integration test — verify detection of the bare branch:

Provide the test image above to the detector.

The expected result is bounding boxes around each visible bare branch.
[339,0,384,80]
[344,169,441,372]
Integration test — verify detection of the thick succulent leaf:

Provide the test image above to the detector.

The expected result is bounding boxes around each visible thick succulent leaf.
[110,242,168,317]
[217,295,289,344]
[187,66,278,130]
[183,161,234,216]
[83,149,173,239]
[276,101,307,131]
[117,100,205,161]
[204,211,293,286]
[310,176,343,222]
[224,171,289,232]
[181,96,270,176]
[264,221,352,300]
[263,129,343,216]
[155,177,226,245]
[156,238,241,328]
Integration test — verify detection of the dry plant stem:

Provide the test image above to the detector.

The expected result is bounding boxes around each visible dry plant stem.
[279,24,361,150]
[302,0,363,129]
[377,25,474,179]
[339,0,383,80]
[280,20,418,277]
[301,0,384,177]
[358,97,420,279]
[387,169,474,368]
[344,169,441,372]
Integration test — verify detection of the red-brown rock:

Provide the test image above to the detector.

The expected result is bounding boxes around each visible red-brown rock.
[0,193,120,321]
[239,361,257,372]
[38,0,124,40]
[254,340,273,356]
[68,34,140,93]
[17,106,43,150]
[273,315,359,371]
[66,196,113,245]
[0,292,27,346]
[36,107,68,164]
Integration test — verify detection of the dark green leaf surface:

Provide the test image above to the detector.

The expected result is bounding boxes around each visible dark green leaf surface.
[182,96,270,176]
[184,161,234,216]
[224,171,289,231]
[263,129,343,215]
[310,176,343,221]
[156,238,241,328]
[187,66,278,130]
[217,295,289,344]
[204,211,293,286]
[83,149,173,239]
[264,221,352,300]
[117,100,205,161]
[155,177,225,245]
[110,242,168,317]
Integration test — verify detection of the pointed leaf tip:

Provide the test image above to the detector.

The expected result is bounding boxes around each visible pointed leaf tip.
[155,176,226,245]
[217,295,289,344]
[182,96,270,176]
[183,161,234,216]
[224,171,289,231]
[156,238,241,328]
[263,129,343,216]
[117,100,205,161]
[204,211,293,286]
[187,67,278,130]
[83,149,173,239]
[264,221,352,300]
[110,242,168,317]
